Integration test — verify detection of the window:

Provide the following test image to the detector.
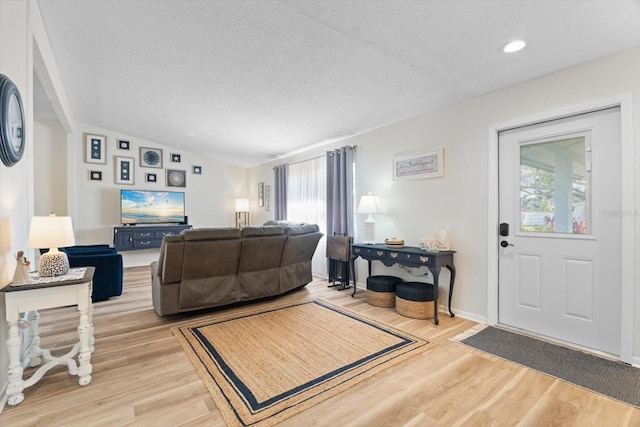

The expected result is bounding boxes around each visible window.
[287,157,327,273]
[519,134,589,235]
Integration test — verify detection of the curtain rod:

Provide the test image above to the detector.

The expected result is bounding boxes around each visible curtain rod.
[273,145,357,169]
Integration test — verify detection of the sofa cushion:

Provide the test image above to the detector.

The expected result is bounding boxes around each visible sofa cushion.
[241,226,284,237]
[284,224,320,236]
[264,220,305,227]
[182,228,241,241]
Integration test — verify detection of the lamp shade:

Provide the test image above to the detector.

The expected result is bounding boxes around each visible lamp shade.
[27,215,76,249]
[27,214,76,277]
[235,198,249,212]
[356,193,379,214]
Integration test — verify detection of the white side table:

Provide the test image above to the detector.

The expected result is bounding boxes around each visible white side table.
[1,267,95,406]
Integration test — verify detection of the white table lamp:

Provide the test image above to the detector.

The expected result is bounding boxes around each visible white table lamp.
[357,193,379,245]
[27,214,76,277]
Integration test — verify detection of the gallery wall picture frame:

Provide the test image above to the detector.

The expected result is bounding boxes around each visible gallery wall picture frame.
[192,165,202,174]
[171,153,181,163]
[265,184,271,211]
[140,147,163,168]
[89,170,102,181]
[117,139,130,150]
[115,156,135,185]
[166,169,186,188]
[146,173,157,183]
[393,148,444,181]
[258,182,264,207]
[84,133,107,164]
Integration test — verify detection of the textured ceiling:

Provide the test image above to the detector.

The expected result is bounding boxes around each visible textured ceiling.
[35,0,640,167]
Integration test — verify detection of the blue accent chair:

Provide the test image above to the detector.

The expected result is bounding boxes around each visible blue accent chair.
[41,245,123,301]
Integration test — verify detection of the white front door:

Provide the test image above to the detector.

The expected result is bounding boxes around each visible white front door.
[498,107,622,356]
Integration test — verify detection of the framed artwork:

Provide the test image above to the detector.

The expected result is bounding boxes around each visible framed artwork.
[166,169,186,188]
[171,153,181,163]
[117,139,130,150]
[265,184,271,211]
[393,149,444,181]
[192,165,202,174]
[140,147,163,168]
[115,156,134,185]
[146,173,157,183]
[84,133,106,164]
[89,170,102,181]
[258,182,264,207]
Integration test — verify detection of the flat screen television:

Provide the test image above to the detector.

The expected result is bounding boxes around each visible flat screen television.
[120,190,185,225]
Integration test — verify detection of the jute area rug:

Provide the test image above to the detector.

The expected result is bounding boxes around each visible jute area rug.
[172,300,432,427]
[453,325,640,408]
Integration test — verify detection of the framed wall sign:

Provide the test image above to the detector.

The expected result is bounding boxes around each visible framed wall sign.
[115,156,134,184]
[146,173,157,183]
[192,165,202,174]
[117,139,130,150]
[171,153,181,163]
[140,147,163,168]
[85,133,107,164]
[89,170,102,181]
[393,149,444,181]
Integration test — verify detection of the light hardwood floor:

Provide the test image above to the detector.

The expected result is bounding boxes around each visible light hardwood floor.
[1,266,639,426]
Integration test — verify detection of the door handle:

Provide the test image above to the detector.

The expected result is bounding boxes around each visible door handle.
[500,240,514,248]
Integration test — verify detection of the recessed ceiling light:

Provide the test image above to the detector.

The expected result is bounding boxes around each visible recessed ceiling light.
[502,39,527,53]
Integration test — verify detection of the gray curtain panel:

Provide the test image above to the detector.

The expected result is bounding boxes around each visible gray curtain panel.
[326,146,354,236]
[273,163,288,221]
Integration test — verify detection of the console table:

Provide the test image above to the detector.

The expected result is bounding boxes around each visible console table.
[350,244,456,325]
[113,224,191,251]
[1,267,95,406]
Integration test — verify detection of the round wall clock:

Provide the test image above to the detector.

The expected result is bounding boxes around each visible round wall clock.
[0,74,26,167]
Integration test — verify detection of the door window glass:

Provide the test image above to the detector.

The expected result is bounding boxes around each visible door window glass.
[520,135,589,234]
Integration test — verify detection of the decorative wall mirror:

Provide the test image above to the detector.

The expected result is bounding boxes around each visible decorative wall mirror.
[0,74,26,167]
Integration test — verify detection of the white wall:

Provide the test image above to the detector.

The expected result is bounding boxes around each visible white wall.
[63,123,248,267]
[250,46,640,356]
[0,0,33,410]
[34,119,67,216]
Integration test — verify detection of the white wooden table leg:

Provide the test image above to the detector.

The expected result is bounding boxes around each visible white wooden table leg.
[27,310,42,367]
[6,320,25,406]
[77,297,93,386]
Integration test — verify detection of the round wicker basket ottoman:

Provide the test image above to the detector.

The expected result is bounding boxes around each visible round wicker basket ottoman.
[395,282,435,319]
[366,275,403,307]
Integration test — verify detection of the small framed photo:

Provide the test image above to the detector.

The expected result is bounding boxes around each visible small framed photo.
[258,182,264,207]
[84,133,106,164]
[171,153,181,163]
[89,170,102,181]
[393,149,444,181]
[140,147,163,168]
[146,173,157,183]
[166,169,186,188]
[115,156,135,185]
[117,139,130,150]
[192,165,202,174]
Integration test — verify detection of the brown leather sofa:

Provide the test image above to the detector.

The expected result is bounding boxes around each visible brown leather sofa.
[150,223,322,316]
